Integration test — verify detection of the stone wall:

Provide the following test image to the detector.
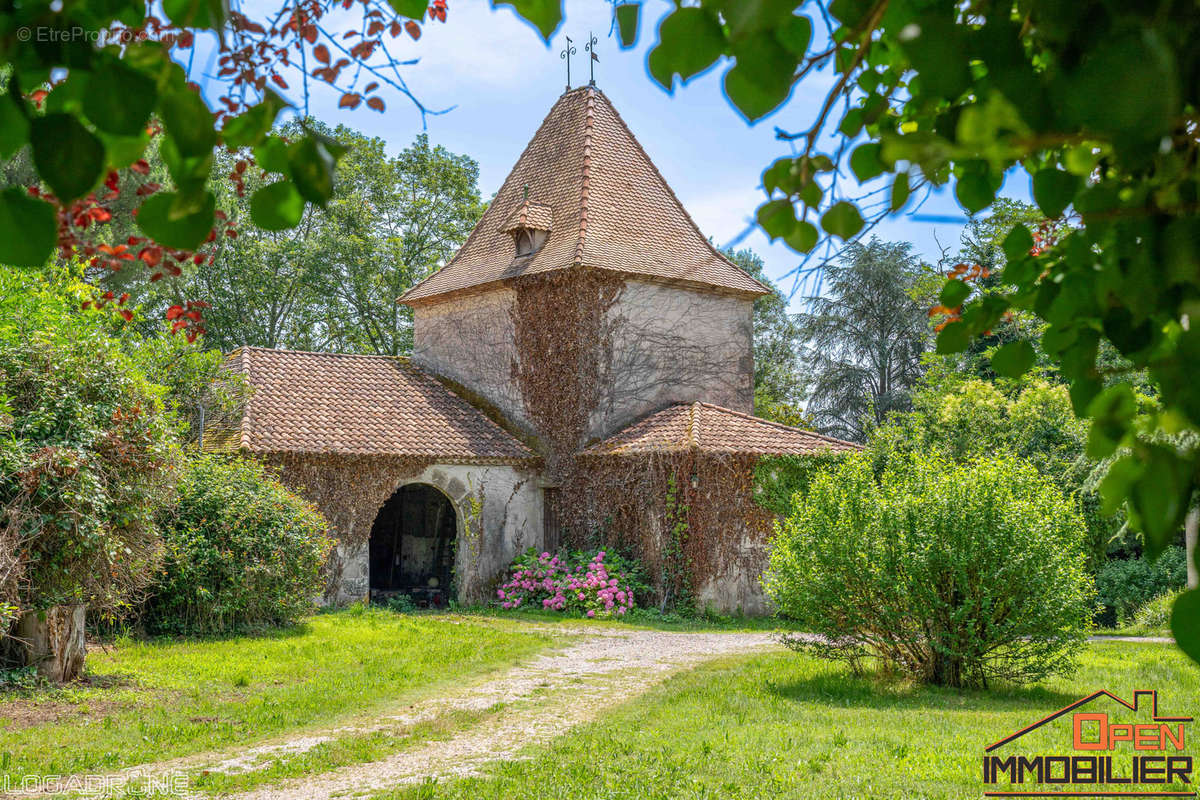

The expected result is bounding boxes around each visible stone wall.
[569,452,773,616]
[411,288,529,431]
[594,278,754,439]
[410,276,754,448]
[265,454,542,605]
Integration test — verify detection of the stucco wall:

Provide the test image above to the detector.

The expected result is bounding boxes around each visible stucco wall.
[411,289,529,430]
[594,279,754,439]
[266,454,541,606]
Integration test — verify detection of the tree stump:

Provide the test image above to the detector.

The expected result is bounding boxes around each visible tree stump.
[3,605,86,683]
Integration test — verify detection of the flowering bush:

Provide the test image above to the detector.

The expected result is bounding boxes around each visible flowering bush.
[496,549,642,617]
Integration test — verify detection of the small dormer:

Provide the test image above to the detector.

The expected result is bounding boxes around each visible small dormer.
[503,200,552,258]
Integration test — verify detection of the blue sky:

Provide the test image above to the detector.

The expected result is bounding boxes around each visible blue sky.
[196,0,1032,303]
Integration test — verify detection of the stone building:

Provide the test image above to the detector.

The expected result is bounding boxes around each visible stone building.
[210,87,856,613]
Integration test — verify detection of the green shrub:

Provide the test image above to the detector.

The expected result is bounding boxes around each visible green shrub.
[1095,547,1187,625]
[764,453,1094,688]
[0,265,177,619]
[145,455,333,635]
[1131,590,1184,630]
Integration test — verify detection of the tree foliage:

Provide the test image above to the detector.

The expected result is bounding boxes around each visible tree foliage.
[0,0,450,332]
[143,123,482,355]
[872,371,1121,570]
[796,237,931,441]
[764,452,1094,688]
[498,0,1200,665]
[0,265,177,616]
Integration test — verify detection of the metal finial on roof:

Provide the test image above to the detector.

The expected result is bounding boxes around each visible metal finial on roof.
[523,185,529,200]
[560,36,576,91]
[585,32,599,86]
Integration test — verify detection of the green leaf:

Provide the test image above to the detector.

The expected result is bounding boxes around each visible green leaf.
[1032,168,1081,219]
[783,220,818,253]
[1170,590,1200,667]
[1086,384,1136,459]
[1002,225,1034,262]
[990,340,1035,379]
[221,90,289,150]
[762,158,796,195]
[1130,447,1188,559]
[774,15,811,58]
[828,0,873,26]
[163,0,224,29]
[288,135,337,207]
[820,202,863,239]
[839,108,864,137]
[939,279,970,309]
[99,130,150,169]
[254,137,291,174]
[0,188,56,267]
[1097,454,1142,516]
[388,0,427,18]
[615,3,639,48]
[160,86,216,159]
[250,182,306,231]
[160,135,213,193]
[955,169,995,214]
[1065,29,1178,145]
[136,191,215,249]
[648,8,725,89]
[724,33,796,121]
[890,173,909,211]
[756,198,796,240]
[0,93,29,160]
[491,0,562,41]
[83,61,157,137]
[30,114,105,203]
[899,15,970,100]
[936,321,970,354]
[849,143,884,182]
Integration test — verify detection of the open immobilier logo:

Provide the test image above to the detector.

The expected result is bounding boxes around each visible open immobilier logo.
[983,690,1194,797]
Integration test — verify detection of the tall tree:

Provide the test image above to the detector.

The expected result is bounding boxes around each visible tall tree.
[724,247,805,425]
[797,238,932,442]
[163,125,482,356]
[320,132,484,356]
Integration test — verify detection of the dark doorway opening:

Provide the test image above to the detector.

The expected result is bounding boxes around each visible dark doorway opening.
[369,484,457,608]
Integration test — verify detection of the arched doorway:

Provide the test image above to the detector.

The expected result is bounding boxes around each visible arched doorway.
[368,483,457,607]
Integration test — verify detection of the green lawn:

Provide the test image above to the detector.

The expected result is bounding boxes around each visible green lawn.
[0,607,554,782]
[378,642,1200,800]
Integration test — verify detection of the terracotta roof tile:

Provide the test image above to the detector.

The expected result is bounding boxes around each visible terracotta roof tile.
[581,402,861,457]
[400,87,769,304]
[204,347,536,463]
[503,201,553,232]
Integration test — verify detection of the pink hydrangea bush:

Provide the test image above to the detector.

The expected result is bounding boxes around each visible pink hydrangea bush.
[496,549,641,617]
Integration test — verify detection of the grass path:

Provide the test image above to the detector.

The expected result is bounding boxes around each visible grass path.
[14,629,780,799]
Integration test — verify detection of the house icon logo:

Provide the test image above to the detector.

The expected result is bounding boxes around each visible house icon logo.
[982,690,1194,797]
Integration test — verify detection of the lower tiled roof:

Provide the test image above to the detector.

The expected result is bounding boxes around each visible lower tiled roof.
[204,347,536,463]
[581,402,861,457]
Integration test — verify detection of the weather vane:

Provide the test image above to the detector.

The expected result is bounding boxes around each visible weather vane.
[560,36,576,91]
[585,32,599,85]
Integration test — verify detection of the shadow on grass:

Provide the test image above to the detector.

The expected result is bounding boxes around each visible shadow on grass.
[763,667,1078,713]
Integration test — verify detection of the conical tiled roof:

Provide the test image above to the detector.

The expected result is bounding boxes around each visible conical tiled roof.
[400,87,769,304]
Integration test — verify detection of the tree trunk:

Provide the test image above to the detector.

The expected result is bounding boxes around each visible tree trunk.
[2,605,86,683]
[1186,506,1198,591]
